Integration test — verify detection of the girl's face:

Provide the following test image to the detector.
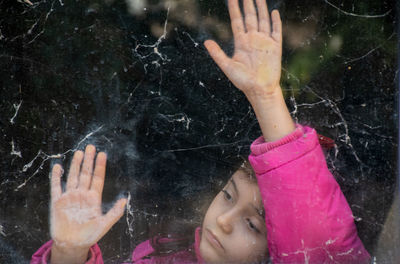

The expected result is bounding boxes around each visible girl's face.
[200,170,268,263]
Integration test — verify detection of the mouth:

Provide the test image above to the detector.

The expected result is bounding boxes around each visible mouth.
[205,228,224,251]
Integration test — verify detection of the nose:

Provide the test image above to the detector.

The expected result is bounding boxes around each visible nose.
[216,210,235,234]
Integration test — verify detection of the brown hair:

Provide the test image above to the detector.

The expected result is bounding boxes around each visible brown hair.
[237,159,257,182]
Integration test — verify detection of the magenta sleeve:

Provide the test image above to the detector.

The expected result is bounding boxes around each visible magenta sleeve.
[30,240,104,264]
[249,125,370,263]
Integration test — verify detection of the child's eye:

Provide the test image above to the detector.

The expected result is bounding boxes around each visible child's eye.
[222,190,232,201]
[246,218,260,233]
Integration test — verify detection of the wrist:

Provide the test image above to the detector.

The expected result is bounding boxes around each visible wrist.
[245,87,286,112]
[51,243,90,264]
[245,86,296,142]
[244,85,283,106]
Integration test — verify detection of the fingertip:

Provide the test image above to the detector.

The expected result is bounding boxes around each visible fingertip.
[51,164,63,199]
[85,144,96,153]
[204,39,215,50]
[206,40,222,55]
[271,9,282,41]
[52,164,63,175]
[120,198,128,208]
[97,152,107,161]
[73,150,84,159]
[272,10,281,20]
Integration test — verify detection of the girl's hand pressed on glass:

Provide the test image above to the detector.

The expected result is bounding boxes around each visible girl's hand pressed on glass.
[204,0,282,99]
[205,0,295,142]
[50,145,127,262]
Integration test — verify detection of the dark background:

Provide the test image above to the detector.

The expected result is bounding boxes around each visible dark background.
[0,0,398,262]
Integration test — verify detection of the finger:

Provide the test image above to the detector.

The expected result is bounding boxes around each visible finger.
[102,198,127,231]
[90,152,107,196]
[228,0,245,38]
[204,40,231,74]
[271,10,282,42]
[256,0,270,33]
[78,145,96,190]
[66,150,84,190]
[51,164,63,201]
[243,0,258,32]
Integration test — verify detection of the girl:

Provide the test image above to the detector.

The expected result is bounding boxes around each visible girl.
[32,0,370,263]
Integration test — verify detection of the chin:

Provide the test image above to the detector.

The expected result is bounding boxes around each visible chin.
[199,239,222,263]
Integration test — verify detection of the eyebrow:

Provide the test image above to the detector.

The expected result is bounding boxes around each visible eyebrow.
[252,204,265,219]
[231,178,265,219]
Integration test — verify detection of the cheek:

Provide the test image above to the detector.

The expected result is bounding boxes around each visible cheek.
[227,229,268,262]
[201,196,220,227]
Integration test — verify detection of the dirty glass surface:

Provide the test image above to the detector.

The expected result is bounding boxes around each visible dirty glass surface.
[0,0,398,263]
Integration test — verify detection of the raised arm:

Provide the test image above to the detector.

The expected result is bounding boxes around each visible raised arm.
[205,1,370,263]
[49,145,127,264]
[204,0,295,142]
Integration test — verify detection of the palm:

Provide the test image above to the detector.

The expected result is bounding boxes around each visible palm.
[205,0,282,95]
[50,146,127,250]
[232,32,281,91]
[51,190,103,248]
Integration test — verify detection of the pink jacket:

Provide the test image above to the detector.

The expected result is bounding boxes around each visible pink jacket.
[31,228,203,264]
[249,125,370,263]
[31,125,370,263]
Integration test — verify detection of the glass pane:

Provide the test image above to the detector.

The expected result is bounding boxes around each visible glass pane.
[0,0,398,262]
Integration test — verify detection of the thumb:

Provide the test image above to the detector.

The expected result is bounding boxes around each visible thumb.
[101,198,127,231]
[204,40,231,73]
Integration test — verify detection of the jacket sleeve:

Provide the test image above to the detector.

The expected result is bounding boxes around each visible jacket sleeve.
[249,125,370,263]
[130,239,155,263]
[30,240,104,264]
